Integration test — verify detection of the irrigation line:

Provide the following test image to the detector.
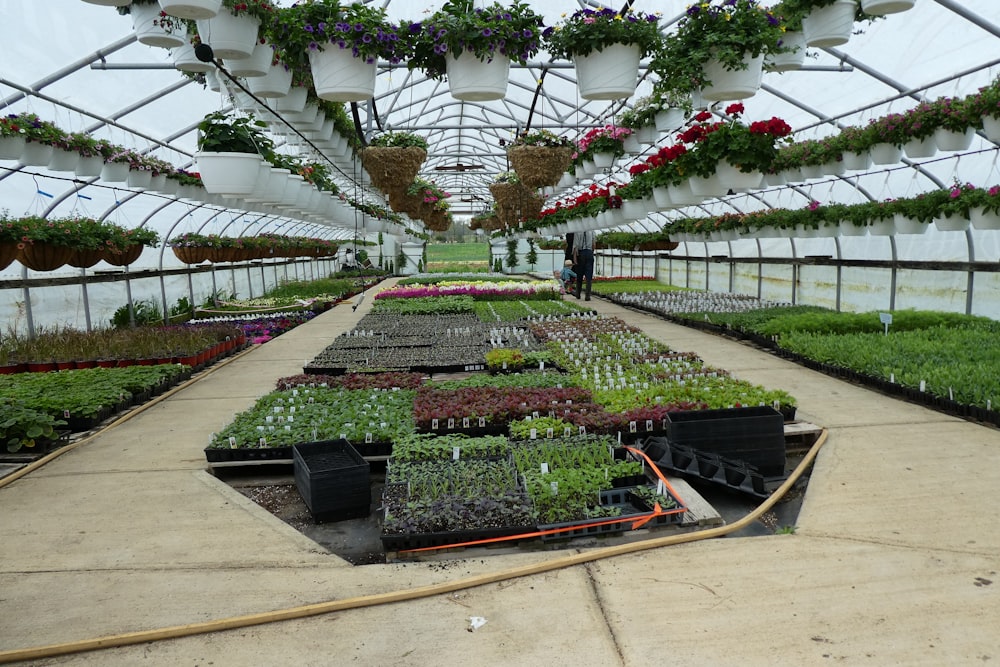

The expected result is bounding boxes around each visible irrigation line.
[0,430,828,664]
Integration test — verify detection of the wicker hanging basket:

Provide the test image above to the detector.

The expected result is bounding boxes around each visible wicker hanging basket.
[489,182,543,228]
[16,243,73,272]
[508,145,574,189]
[0,242,20,271]
[103,244,144,267]
[67,248,104,269]
[421,210,452,232]
[361,146,427,194]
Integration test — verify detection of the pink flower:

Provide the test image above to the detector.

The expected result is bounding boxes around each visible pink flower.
[808,200,820,211]
[950,187,962,199]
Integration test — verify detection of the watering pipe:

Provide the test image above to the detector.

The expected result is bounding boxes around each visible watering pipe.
[0,425,827,663]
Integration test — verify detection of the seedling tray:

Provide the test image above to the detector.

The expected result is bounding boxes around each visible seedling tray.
[293,439,370,521]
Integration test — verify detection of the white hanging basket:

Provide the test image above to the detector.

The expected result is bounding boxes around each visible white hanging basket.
[633,125,657,145]
[0,135,26,160]
[801,164,825,180]
[668,180,704,206]
[127,169,153,190]
[715,160,763,191]
[621,199,647,221]
[309,46,376,103]
[933,127,975,152]
[592,152,615,169]
[842,150,871,171]
[573,43,641,101]
[446,51,510,101]
[802,0,857,48]
[20,141,54,167]
[75,155,104,178]
[225,41,272,78]
[655,108,686,132]
[868,219,895,236]
[82,0,129,6]
[869,143,903,165]
[823,160,846,177]
[101,161,130,182]
[765,31,806,72]
[652,187,673,211]
[47,149,80,172]
[839,221,868,237]
[196,152,263,195]
[196,8,260,60]
[149,173,169,192]
[970,207,1000,230]
[934,215,970,232]
[981,116,1000,142]
[171,40,214,73]
[893,213,928,235]
[688,173,727,198]
[158,0,222,21]
[132,2,186,49]
[247,63,292,98]
[700,52,764,102]
[903,136,937,159]
[244,167,290,204]
[860,0,915,15]
[622,135,641,154]
[275,86,309,114]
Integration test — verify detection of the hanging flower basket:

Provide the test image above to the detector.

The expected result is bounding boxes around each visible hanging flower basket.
[361,146,427,194]
[17,243,73,272]
[247,63,292,98]
[309,47,376,103]
[508,145,574,189]
[195,152,264,195]
[802,0,857,49]
[225,41,273,78]
[446,51,510,102]
[158,0,222,21]
[0,135,26,160]
[574,43,641,101]
[0,242,18,271]
[765,32,806,72]
[860,0,915,14]
[195,6,261,60]
[103,244,144,267]
[701,52,765,102]
[67,248,104,269]
[490,182,542,227]
[172,246,212,264]
[131,2,186,49]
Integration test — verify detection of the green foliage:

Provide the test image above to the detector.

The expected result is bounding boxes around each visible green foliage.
[110,300,162,329]
[505,239,519,271]
[368,131,428,150]
[196,110,273,156]
[372,295,475,315]
[1,398,65,453]
[391,433,510,462]
[543,8,662,60]
[484,348,525,371]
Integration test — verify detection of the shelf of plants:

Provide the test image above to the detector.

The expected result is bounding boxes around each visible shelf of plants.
[601,287,1000,427]
[204,277,799,551]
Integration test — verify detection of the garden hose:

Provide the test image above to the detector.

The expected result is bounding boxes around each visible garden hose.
[0,429,827,664]
[0,345,257,491]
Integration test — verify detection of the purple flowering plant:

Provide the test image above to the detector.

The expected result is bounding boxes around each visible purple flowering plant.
[405,0,545,80]
[542,7,661,61]
[269,0,405,72]
[653,0,786,95]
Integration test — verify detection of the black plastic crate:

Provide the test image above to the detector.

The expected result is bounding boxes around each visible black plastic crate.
[665,406,785,476]
[293,439,370,521]
[204,445,293,462]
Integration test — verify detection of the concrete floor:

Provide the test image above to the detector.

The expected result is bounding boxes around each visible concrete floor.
[1,282,999,666]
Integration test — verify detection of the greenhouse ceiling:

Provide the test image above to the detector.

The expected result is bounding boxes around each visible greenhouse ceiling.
[1,0,999,250]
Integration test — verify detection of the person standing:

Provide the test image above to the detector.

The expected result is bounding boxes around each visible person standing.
[572,229,594,300]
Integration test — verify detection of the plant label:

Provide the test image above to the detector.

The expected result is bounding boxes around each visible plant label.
[879,312,892,336]
[502,361,507,370]
[550,481,558,495]
[646,420,654,432]
[920,380,926,392]
[259,437,266,447]
[462,417,470,428]
[890,373,895,384]
[630,421,637,433]
[546,428,554,438]
[265,416,273,423]
[564,427,573,437]
[292,389,299,396]
[579,426,586,435]
[453,447,461,461]
[285,425,291,431]
[289,406,295,414]
[479,417,486,428]
[432,419,439,430]
[539,362,544,371]
[525,415,532,422]
[530,428,537,440]
[363,432,371,443]
[312,429,318,440]
[228,436,237,449]
[656,479,666,496]
[532,411,539,419]
[540,463,549,474]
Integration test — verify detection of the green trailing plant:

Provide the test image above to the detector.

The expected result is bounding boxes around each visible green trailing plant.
[368,131,428,150]
[2,398,66,453]
[542,7,662,60]
[196,110,273,156]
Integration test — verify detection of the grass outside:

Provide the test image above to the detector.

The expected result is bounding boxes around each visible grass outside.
[591,279,685,294]
[425,242,491,272]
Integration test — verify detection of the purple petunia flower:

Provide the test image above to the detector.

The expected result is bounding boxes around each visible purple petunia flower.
[304,24,314,33]
[482,28,492,37]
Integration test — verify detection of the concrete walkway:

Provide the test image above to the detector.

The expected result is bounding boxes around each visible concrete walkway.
[1,285,999,666]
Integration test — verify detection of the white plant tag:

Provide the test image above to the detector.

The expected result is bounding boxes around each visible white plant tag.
[541,463,549,474]
[530,428,537,440]
[462,417,470,428]
[432,418,439,430]
[453,446,460,461]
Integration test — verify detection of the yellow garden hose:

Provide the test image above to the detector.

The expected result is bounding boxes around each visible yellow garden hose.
[0,429,827,664]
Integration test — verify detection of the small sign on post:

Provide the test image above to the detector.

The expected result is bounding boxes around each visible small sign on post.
[879,312,893,336]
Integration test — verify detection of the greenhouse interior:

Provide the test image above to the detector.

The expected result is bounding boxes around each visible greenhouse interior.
[2,0,999,664]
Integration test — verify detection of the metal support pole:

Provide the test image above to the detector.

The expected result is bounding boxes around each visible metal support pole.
[965,227,976,315]
[703,243,710,291]
[21,265,35,338]
[833,237,843,312]
[124,269,135,328]
[159,271,170,325]
[246,265,254,299]
[80,270,92,332]
[755,239,763,300]
[789,239,798,305]
[259,262,267,296]
[889,236,899,311]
